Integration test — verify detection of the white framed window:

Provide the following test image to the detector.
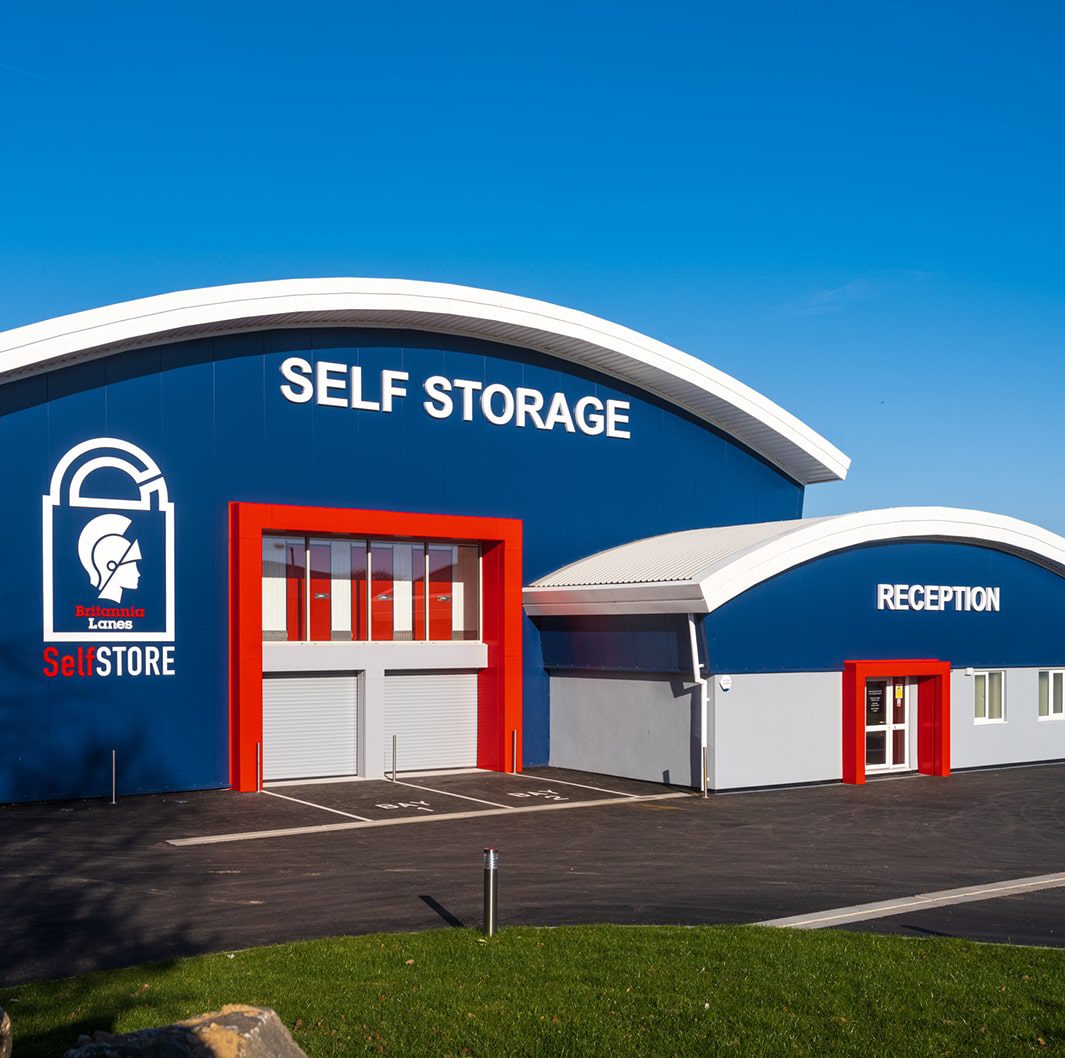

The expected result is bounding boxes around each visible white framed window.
[973,670,1005,724]
[1038,670,1065,720]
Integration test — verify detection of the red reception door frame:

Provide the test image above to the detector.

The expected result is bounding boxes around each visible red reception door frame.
[842,659,951,785]
[229,502,523,792]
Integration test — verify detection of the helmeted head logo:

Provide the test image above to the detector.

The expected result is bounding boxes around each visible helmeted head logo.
[78,514,143,603]
[43,437,174,642]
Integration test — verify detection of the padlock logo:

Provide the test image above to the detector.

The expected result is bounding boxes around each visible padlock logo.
[43,438,175,642]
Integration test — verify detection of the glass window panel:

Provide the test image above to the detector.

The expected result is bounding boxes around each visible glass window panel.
[1039,671,1050,717]
[327,539,353,641]
[988,671,1003,720]
[974,674,986,719]
[865,681,887,727]
[351,542,368,641]
[371,542,425,641]
[308,541,333,642]
[892,682,906,724]
[455,544,480,641]
[370,542,394,641]
[1054,672,1064,716]
[865,732,886,766]
[412,544,426,641]
[892,729,907,767]
[284,538,307,641]
[428,545,455,641]
[262,536,292,642]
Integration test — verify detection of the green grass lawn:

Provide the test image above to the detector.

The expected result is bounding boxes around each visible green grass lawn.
[3,926,1063,1056]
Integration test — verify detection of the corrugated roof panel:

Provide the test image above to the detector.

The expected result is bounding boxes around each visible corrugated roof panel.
[531,517,835,587]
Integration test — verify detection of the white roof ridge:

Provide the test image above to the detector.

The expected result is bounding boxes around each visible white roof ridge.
[0,277,850,486]
[523,507,1065,616]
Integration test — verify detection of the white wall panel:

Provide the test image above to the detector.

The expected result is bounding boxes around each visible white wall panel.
[261,537,289,637]
[330,540,352,636]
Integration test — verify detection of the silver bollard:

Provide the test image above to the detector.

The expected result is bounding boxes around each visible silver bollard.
[702,746,709,799]
[511,729,518,774]
[111,749,117,805]
[483,847,499,937]
[256,741,262,793]
[391,735,397,782]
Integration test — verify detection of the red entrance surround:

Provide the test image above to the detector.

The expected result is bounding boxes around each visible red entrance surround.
[228,502,523,792]
[842,659,951,785]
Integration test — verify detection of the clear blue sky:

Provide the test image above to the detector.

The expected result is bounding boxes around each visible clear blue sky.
[3,2,1063,529]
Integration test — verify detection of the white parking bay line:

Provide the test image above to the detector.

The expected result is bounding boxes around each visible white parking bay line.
[262,789,371,822]
[393,778,510,809]
[167,791,689,847]
[510,772,643,798]
[759,871,1065,929]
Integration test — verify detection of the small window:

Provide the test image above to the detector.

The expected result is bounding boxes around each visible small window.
[1039,671,1065,720]
[973,670,1005,723]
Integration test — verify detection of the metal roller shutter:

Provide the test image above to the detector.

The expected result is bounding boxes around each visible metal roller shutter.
[383,671,478,772]
[263,673,358,781]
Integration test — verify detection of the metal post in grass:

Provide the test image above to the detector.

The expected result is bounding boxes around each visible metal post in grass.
[483,847,499,937]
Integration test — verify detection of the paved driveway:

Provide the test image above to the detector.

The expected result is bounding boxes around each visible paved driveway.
[1,763,1063,985]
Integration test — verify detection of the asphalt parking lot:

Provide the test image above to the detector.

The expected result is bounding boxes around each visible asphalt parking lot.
[1,762,1063,985]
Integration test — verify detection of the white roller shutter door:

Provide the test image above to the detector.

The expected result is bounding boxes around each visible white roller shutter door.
[263,674,358,781]
[383,671,478,771]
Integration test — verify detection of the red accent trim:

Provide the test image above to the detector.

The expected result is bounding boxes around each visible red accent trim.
[228,503,523,792]
[842,659,951,785]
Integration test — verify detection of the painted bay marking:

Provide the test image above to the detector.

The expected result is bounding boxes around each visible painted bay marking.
[168,791,690,847]
[507,788,569,802]
[393,777,510,809]
[375,799,433,813]
[759,871,1065,929]
[262,788,371,822]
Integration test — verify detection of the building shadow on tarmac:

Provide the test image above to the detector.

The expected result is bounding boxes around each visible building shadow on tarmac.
[0,738,222,991]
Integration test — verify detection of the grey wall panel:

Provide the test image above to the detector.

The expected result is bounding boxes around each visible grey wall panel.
[549,673,699,786]
[712,671,842,790]
[263,673,358,781]
[383,671,478,771]
[950,668,1065,770]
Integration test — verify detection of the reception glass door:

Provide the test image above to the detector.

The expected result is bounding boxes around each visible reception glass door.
[865,677,910,772]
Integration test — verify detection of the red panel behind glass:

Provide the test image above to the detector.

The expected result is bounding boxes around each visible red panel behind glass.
[429,546,454,641]
[371,543,394,640]
[309,542,331,641]
[285,542,305,642]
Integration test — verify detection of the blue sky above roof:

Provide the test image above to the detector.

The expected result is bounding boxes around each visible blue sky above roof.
[1,0,1062,527]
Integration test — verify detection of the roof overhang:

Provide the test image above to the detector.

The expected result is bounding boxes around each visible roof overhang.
[523,507,1065,616]
[0,278,849,485]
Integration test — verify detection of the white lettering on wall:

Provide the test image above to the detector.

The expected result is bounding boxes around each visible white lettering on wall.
[279,357,632,440]
[876,583,1001,613]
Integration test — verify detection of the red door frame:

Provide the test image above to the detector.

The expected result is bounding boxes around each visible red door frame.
[842,659,951,785]
[229,502,523,792]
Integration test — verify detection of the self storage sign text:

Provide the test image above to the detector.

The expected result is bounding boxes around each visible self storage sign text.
[279,358,632,439]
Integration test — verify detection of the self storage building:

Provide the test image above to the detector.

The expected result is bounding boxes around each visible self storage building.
[1,278,1063,803]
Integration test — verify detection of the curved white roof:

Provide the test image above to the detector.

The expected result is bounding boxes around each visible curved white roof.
[523,507,1065,615]
[0,278,849,485]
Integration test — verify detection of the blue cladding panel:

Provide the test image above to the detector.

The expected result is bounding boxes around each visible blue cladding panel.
[706,541,1065,674]
[0,329,802,802]
[538,615,688,673]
